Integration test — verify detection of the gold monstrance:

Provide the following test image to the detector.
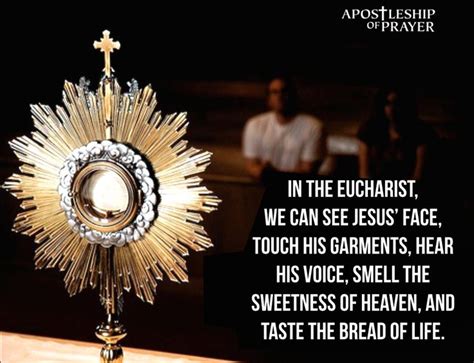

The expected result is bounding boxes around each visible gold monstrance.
[3,30,221,362]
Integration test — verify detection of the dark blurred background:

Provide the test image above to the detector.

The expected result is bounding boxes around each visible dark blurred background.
[0,4,468,362]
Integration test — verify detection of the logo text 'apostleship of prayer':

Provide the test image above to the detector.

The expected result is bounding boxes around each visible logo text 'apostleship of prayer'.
[342,7,436,32]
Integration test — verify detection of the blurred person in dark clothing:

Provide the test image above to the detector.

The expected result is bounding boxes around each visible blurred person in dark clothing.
[358,86,436,180]
[242,76,327,181]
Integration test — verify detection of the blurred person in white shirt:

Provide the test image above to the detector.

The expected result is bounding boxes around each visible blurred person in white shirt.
[243,76,327,180]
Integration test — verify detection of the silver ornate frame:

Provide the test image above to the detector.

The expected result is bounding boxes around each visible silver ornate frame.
[58,140,158,247]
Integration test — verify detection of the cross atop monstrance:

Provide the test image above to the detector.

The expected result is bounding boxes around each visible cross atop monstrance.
[94,30,121,77]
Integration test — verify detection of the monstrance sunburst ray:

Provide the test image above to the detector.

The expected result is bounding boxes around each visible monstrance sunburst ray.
[4,78,220,303]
